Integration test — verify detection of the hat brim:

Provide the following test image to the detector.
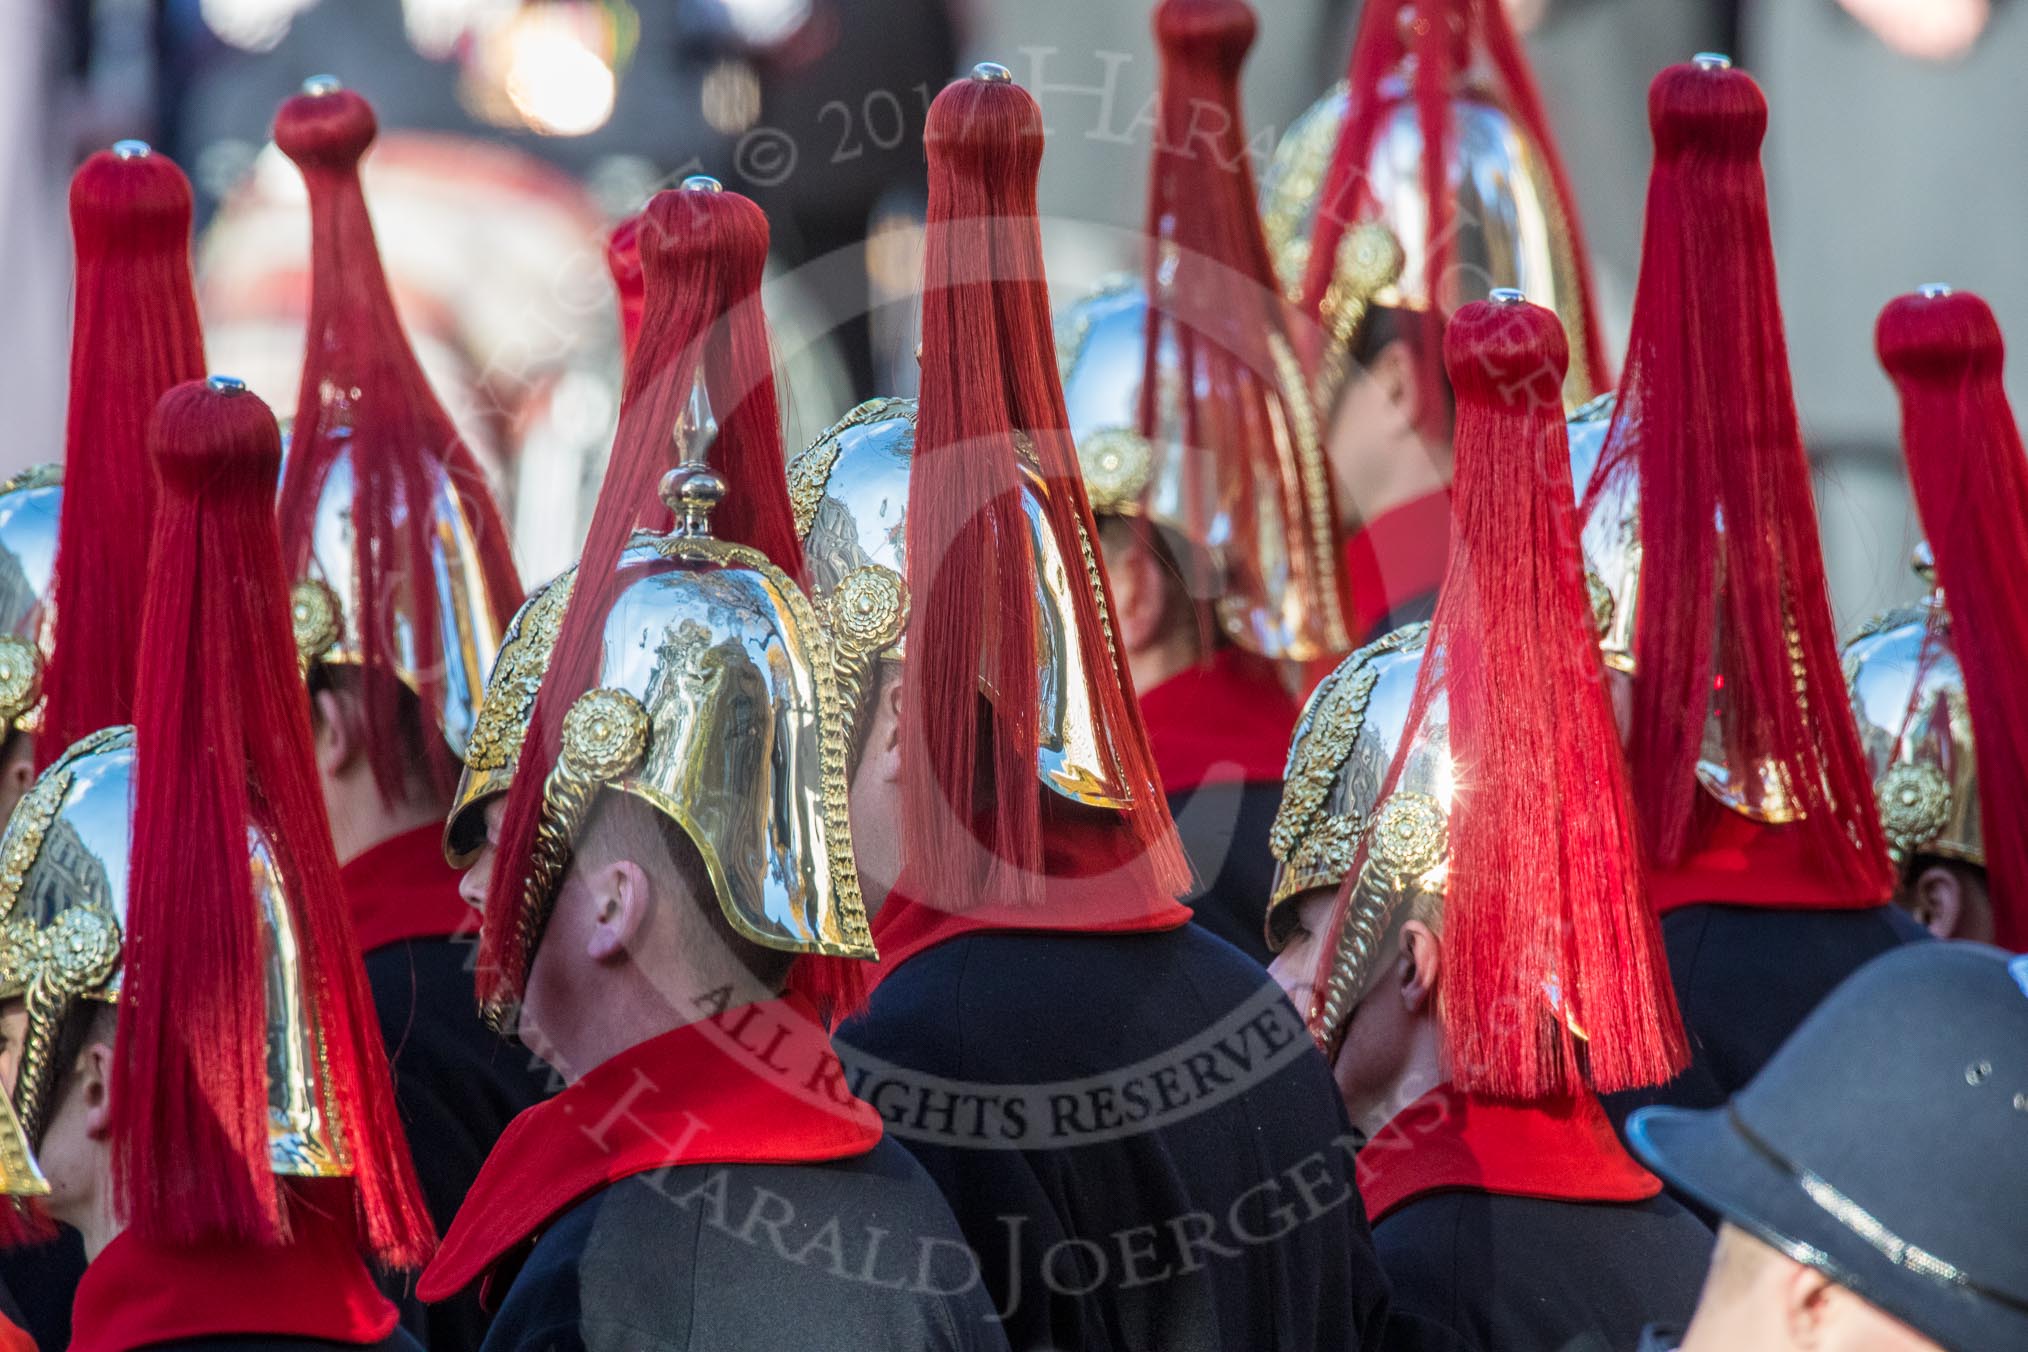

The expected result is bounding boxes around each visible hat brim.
[1628,1106,2028,1352]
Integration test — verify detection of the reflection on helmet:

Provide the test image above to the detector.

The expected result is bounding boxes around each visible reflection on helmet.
[292,451,507,760]
[0,727,346,1199]
[1843,575,1979,873]
[1260,79,1600,412]
[1576,392,1803,824]
[448,524,872,1018]
[0,466,60,736]
[1267,623,1452,1038]
[790,397,1140,810]
[1055,279,1345,661]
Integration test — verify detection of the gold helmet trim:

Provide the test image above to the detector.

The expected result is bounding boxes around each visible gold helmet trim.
[0,727,347,1198]
[0,465,62,735]
[450,515,874,1030]
[1842,572,1979,872]
[1259,78,1598,413]
[1054,277,1348,661]
[791,397,1139,808]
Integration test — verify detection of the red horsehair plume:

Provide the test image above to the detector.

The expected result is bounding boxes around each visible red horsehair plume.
[1389,295,1683,1098]
[116,376,433,1266]
[39,142,206,771]
[476,182,800,1021]
[607,213,645,362]
[1297,0,1608,441]
[273,79,522,805]
[1583,58,1894,901]
[1141,0,1347,659]
[1877,287,2028,948]
[903,67,1189,908]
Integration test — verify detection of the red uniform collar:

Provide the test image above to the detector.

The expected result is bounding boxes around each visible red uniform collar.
[867,815,1193,991]
[71,1180,398,1352]
[1136,646,1299,791]
[418,993,882,1302]
[340,823,477,953]
[1357,1083,1661,1226]
[1342,488,1452,647]
[1652,796,1890,914]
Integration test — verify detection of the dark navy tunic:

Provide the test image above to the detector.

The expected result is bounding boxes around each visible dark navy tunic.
[840,924,1393,1352]
[476,1141,1008,1352]
[1607,904,1929,1122]
[1169,780,1282,965]
[155,1334,423,1351]
[1376,1192,1711,1352]
[0,1227,84,1350]
[367,936,553,1351]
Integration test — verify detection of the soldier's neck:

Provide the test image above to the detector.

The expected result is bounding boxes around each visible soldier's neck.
[321,773,452,867]
[1126,621,1206,698]
[1342,1019,1446,1142]
[60,1161,120,1262]
[1332,424,1454,539]
[526,962,781,1086]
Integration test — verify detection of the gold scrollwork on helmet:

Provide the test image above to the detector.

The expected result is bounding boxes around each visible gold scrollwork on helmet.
[0,765,72,932]
[821,565,911,744]
[1367,792,1448,884]
[28,907,120,1002]
[485,687,651,1033]
[1313,223,1407,415]
[290,578,343,665]
[0,636,42,731]
[1312,791,1448,1047]
[1876,762,1951,862]
[0,465,58,498]
[465,574,575,774]
[1258,84,1345,305]
[1268,331,1349,655]
[1270,623,1428,904]
[1585,570,1614,642]
[7,856,122,1149]
[1077,428,1156,514]
[828,565,909,653]
[13,902,118,1147]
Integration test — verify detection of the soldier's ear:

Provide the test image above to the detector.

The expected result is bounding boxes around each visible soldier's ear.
[1100,529,1170,657]
[866,672,905,788]
[1368,337,1421,431]
[0,742,32,801]
[1398,920,1440,1015]
[1909,863,1965,940]
[310,686,361,777]
[79,1039,116,1142]
[1779,1250,1839,1348]
[584,857,653,964]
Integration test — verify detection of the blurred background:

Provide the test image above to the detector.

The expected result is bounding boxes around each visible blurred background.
[0,0,2019,618]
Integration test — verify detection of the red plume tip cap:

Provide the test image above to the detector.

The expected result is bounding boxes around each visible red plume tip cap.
[40,141,207,771]
[1297,0,1609,431]
[1424,295,1685,1097]
[902,66,1188,908]
[1589,56,1894,902]
[273,75,523,805]
[1877,286,2028,945]
[116,375,432,1265]
[475,180,803,1018]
